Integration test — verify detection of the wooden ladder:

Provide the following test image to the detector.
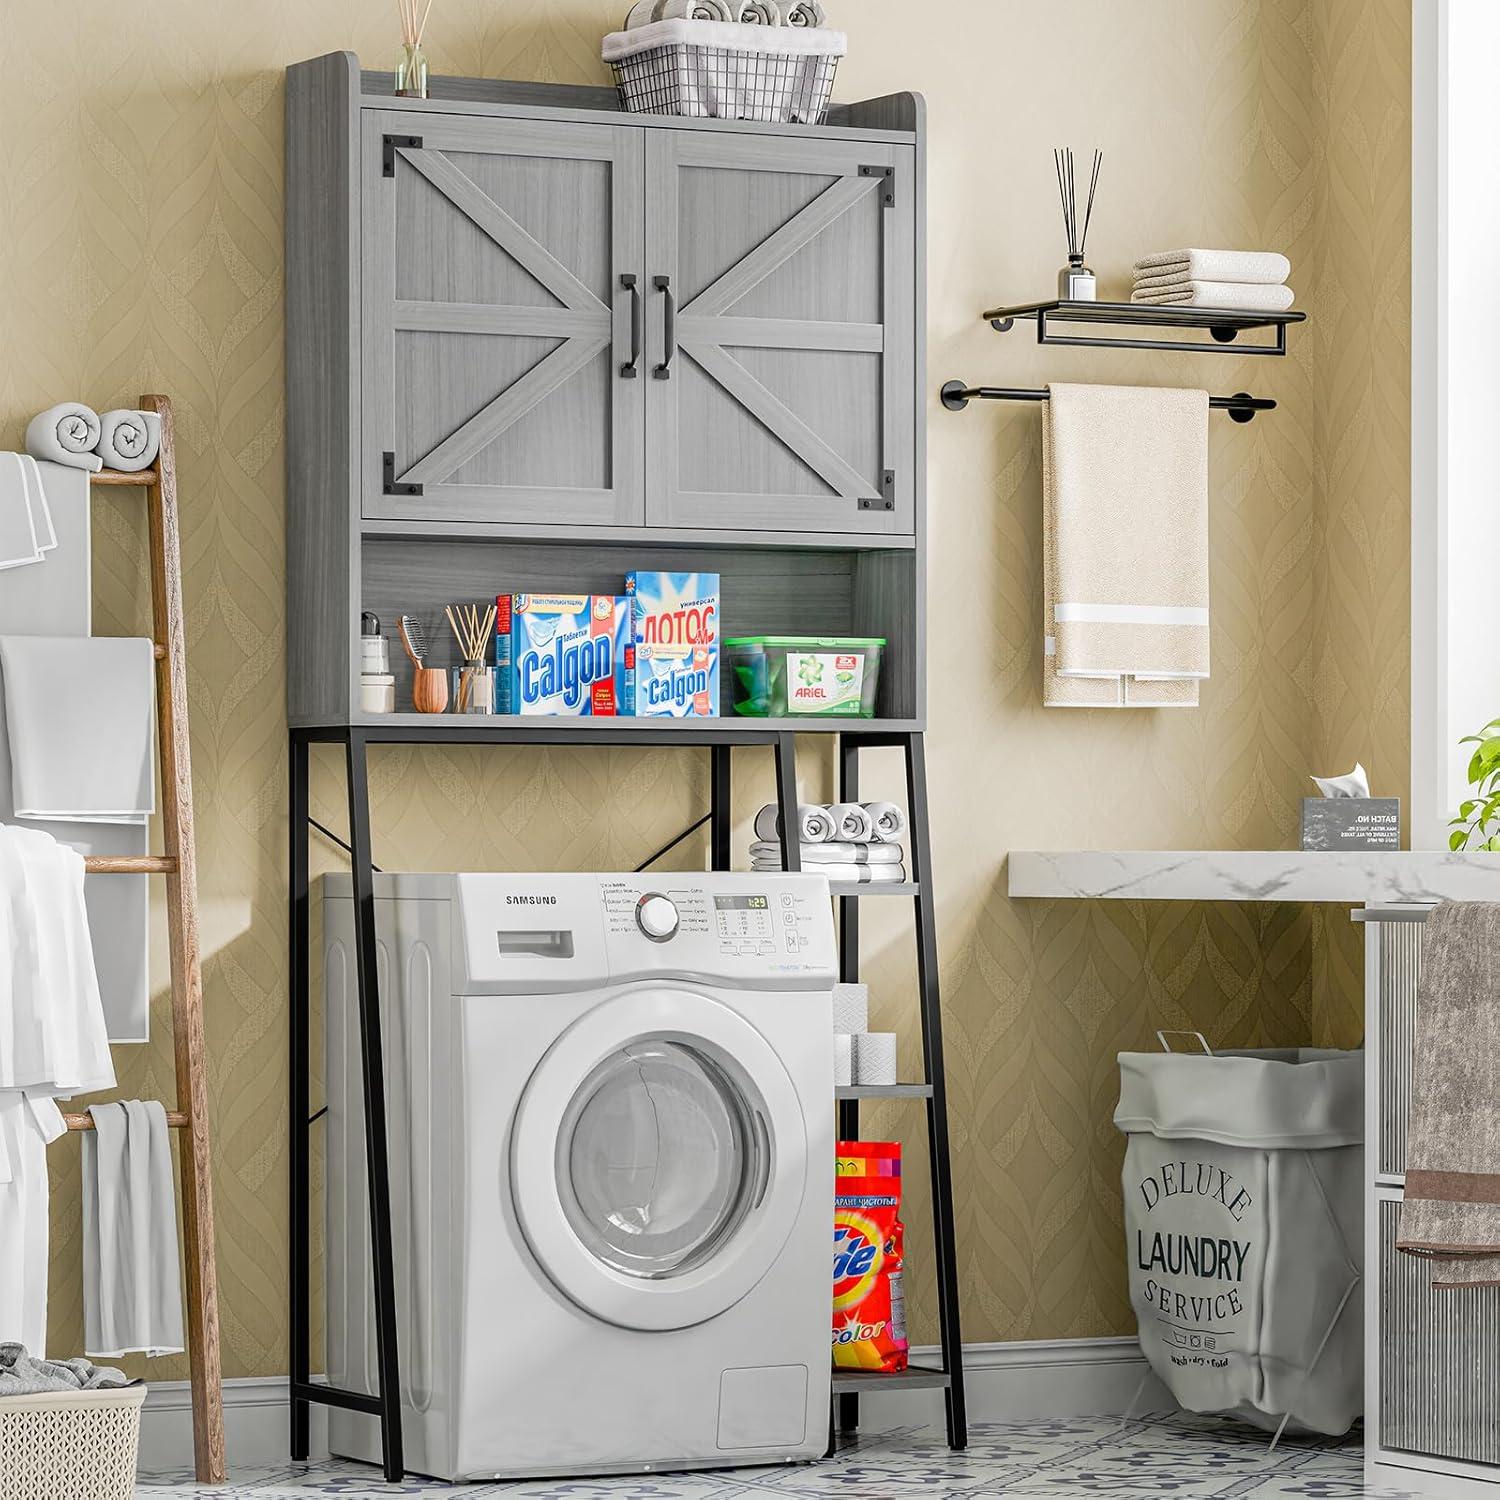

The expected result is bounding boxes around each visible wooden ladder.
[53,395,226,1483]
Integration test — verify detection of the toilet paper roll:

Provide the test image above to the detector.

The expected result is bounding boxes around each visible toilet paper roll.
[833,982,868,1035]
[852,1032,897,1085]
[833,1034,853,1087]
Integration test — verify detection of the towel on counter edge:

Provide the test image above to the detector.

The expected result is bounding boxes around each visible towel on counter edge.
[1042,383,1208,709]
[94,410,161,473]
[24,404,103,473]
[1130,281,1296,312]
[82,1100,185,1358]
[0,635,156,822]
[751,860,908,882]
[1397,901,1500,1286]
[1133,248,1291,284]
[749,840,905,865]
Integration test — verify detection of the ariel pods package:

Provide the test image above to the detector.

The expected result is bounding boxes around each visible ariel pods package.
[832,1140,908,1372]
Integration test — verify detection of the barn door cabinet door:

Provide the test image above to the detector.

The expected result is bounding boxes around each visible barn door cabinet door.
[643,133,915,537]
[361,113,645,526]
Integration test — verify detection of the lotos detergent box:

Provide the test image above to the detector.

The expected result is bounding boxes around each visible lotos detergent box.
[496,594,630,715]
[625,571,719,718]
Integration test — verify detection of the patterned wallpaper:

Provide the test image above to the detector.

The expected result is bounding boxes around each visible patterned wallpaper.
[0,0,1407,1380]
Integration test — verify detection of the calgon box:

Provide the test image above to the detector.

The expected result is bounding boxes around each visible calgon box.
[626,571,719,717]
[497,594,630,715]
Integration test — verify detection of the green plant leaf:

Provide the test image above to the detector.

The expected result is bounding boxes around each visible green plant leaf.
[1452,828,1470,851]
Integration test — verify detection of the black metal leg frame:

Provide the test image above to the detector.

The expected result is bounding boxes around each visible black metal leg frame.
[289,724,965,1480]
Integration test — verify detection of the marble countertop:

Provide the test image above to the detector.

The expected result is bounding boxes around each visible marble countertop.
[1007,849,1500,903]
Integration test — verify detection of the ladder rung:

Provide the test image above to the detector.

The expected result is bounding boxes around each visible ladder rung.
[154,643,167,659]
[84,854,177,875]
[90,468,158,487]
[63,1110,189,1131]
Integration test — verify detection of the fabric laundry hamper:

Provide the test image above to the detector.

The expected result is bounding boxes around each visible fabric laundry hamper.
[1114,1039,1363,1437]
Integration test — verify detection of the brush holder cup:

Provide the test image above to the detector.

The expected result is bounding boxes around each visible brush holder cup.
[412,666,449,714]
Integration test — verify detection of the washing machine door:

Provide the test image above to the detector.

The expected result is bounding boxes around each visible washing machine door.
[509,986,810,1331]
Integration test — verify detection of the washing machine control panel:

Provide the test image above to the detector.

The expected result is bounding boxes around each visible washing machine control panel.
[598,876,834,979]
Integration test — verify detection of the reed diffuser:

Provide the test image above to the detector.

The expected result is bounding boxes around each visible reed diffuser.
[395,0,434,98]
[1053,147,1102,301]
[445,601,497,714]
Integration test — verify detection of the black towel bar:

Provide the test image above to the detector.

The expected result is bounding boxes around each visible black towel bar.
[939,381,1274,424]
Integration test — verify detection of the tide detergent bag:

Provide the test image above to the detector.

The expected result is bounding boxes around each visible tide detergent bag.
[833,1141,908,1372]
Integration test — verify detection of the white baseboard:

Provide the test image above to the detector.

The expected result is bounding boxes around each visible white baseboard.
[138,1338,1167,1473]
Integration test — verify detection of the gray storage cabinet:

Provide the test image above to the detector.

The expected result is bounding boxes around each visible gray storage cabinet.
[287,53,926,727]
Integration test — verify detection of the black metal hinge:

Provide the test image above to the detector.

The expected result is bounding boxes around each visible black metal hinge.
[382,134,422,177]
[860,164,895,207]
[383,451,422,496]
[860,471,896,512]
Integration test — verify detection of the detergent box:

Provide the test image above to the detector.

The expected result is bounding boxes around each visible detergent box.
[496,594,630,715]
[625,571,720,718]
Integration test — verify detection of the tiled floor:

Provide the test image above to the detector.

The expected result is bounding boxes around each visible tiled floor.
[135,1413,1416,1498]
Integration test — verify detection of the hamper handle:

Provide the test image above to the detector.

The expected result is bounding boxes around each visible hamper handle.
[1156,1030,1213,1055]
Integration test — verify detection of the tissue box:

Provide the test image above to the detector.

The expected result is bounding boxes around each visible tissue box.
[1300,797,1401,851]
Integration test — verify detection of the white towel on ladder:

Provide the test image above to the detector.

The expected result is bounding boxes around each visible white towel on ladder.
[0,1092,67,1355]
[82,1100,185,1358]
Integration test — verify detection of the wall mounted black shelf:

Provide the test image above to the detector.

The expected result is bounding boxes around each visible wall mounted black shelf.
[940,382,1275,424]
[980,299,1305,356]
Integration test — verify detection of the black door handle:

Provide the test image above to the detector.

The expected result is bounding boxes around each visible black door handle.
[653,275,676,380]
[620,273,641,379]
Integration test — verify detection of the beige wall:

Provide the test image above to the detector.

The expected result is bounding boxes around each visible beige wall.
[0,0,1408,1378]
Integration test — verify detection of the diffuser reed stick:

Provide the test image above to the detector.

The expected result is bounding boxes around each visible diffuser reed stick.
[445,602,497,665]
[1053,147,1102,300]
[395,0,434,97]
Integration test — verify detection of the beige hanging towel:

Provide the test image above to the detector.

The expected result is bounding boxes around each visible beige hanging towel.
[1397,901,1500,1287]
[1043,383,1210,707]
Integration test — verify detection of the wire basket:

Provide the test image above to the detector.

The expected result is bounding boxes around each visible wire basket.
[0,1385,146,1500]
[604,21,845,124]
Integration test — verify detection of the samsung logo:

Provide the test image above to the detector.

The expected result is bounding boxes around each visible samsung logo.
[505,895,558,906]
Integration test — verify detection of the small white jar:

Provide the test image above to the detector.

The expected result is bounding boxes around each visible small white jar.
[360,673,395,714]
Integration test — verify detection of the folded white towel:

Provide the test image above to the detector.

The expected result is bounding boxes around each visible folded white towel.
[749,839,904,865]
[82,1101,185,1358]
[0,461,90,637]
[863,801,906,842]
[94,410,160,473]
[0,455,55,572]
[0,636,156,822]
[0,825,115,1096]
[752,859,907,882]
[1131,281,1295,312]
[1133,248,1290,284]
[25,404,103,473]
[752,802,835,843]
[1043,384,1208,710]
[827,802,874,842]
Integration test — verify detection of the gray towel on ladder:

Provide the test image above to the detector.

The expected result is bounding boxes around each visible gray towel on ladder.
[1397,901,1500,1286]
[82,1101,185,1357]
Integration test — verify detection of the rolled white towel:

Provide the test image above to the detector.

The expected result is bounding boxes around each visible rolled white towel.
[1133,248,1290,285]
[634,0,734,19]
[735,0,781,20]
[752,802,835,844]
[862,801,907,842]
[95,410,161,473]
[26,404,103,473]
[827,802,874,842]
[1130,281,1294,312]
[784,0,827,23]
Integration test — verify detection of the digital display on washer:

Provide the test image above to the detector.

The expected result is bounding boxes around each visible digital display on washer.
[714,894,768,910]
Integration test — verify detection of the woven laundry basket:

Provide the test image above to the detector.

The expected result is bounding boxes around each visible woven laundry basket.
[0,1385,146,1500]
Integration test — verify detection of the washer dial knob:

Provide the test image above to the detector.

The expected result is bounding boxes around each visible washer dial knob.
[636,893,679,942]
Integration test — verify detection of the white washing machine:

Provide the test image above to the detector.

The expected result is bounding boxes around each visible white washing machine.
[322,871,835,1481]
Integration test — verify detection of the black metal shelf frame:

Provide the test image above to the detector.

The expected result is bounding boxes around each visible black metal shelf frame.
[980,298,1306,356]
[940,381,1275,424]
[288,720,966,1482]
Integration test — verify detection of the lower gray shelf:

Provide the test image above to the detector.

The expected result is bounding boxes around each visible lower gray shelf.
[836,1084,933,1100]
[829,881,919,898]
[832,1365,951,1394]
